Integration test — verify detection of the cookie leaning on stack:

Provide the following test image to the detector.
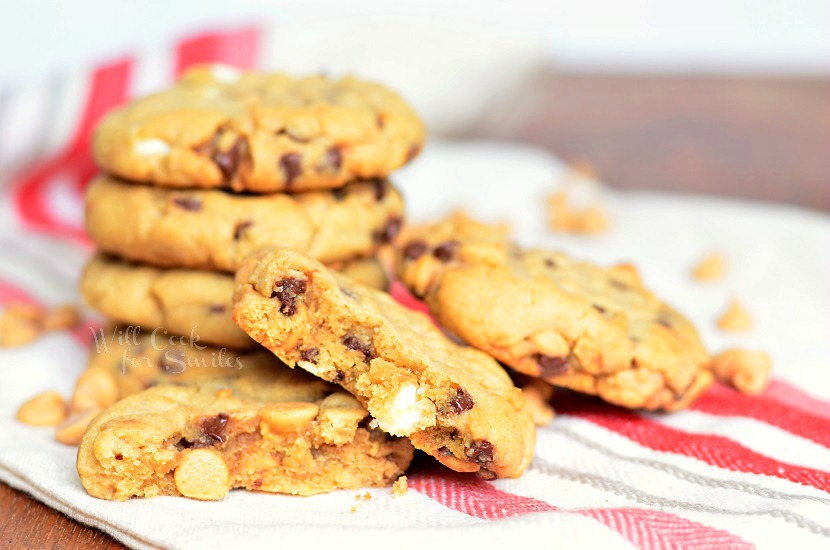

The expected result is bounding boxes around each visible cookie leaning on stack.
[74,65,424,498]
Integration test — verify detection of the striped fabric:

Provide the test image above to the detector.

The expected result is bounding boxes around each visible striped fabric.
[0,25,828,550]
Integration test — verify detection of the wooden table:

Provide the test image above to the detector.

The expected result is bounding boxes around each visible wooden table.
[2,72,828,549]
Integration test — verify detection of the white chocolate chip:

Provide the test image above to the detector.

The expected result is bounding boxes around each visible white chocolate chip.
[375,384,426,436]
[134,138,171,157]
[209,64,242,84]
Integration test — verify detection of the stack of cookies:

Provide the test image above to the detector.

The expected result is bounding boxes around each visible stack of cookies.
[74,66,427,497]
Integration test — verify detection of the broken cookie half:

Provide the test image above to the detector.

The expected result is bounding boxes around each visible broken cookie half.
[232,249,535,480]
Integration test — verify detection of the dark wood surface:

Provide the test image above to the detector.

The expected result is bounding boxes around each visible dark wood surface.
[2,72,828,550]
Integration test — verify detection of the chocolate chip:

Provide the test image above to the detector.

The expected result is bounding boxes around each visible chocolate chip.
[657,317,673,329]
[433,241,459,262]
[300,347,319,364]
[372,216,402,244]
[403,240,428,260]
[159,349,187,374]
[332,369,345,383]
[214,137,249,181]
[449,387,474,413]
[342,335,375,363]
[270,277,308,316]
[322,146,342,173]
[465,440,494,465]
[114,453,123,461]
[535,354,569,378]
[252,479,263,490]
[196,413,229,447]
[373,179,387,201]
[593,304,607,314]
[405,144,420,162]
[172,196,202,211]
[333,188,348,201]
[438,446,454,457]
[545,258,557,268]
[209,304,226,314]
[376,114,386,129]
[280,152,302,186]
[476,468,497,480]
[233,220,253,240]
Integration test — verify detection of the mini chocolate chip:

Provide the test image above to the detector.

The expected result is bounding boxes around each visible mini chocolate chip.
[322,146,342,172]
[433,241,459,262]
[545,258,557,268]
[535,354,569,378]
[280,152,302,186]
[333,188,348,201]
[610,279,629,291]
[159,349,187,374]
[332,369,345,383]
[373,216,402,244]
[465,440,494,465]
[172,196,202,212]
[209,304,226,314]
[373,179,387,201]
[270,277,308,316]
[438,446,454,457]
[657,317,673,329]
[175,438,193,451]
[342,335,375,363]
[195,413,229,447]
[405,144,420,162]
[300,347,319,364]
[450,388,474,413]
[252,479,263,490]
[376,114,386,129]
[476,468,497,480]
[233,220,253,240]
[403,240,428,260]
[114,453,123,461]
[593,304,607,314]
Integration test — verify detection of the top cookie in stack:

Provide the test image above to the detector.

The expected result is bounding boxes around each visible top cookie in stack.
[81,65,424,348]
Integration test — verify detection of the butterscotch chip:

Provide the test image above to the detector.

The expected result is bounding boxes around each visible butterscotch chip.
[520,382,555,427]
[17,391,68,426]
[260,402,320,434]
[692,253,726,282]
[71,368,119,413]
[56,408,101,445]
[174,449,230,501]
[717,298,753,332]
[0,305,43,348]
[42,304,81,332]
[392,475,408,497]
[396,214,712,412]
[710,349,771,395]
[232,249,535,480]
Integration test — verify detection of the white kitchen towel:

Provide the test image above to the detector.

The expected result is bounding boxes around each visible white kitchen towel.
[1,139,829,549]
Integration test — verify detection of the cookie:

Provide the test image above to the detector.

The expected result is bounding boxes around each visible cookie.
[85,175,404,272]
[396,214,712,411]
[93,65,425,192]
[232,249,535,480]
[77,369,414,500]
[81,254,389,349]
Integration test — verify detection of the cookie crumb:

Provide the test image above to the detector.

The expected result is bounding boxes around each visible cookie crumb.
[710,348,771,395]
[692,253,726,282]
[717,298,753,332]
[547,163,610,235]
[350,505,360,513]
[392,475,408,498]
[362,492,372,501]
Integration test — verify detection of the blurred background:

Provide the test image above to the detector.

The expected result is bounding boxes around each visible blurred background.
[0,0,828,210]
